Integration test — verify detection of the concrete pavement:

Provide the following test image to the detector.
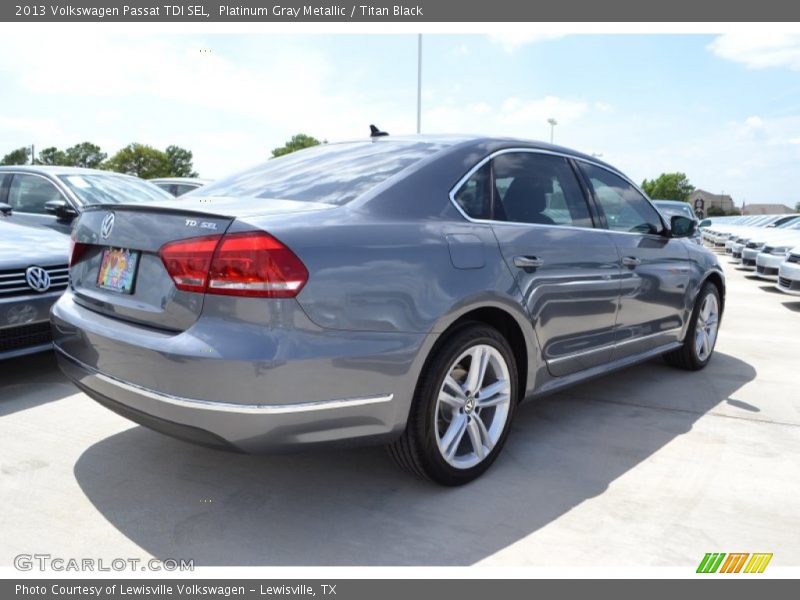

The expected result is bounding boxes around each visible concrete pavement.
[1,258,798,566]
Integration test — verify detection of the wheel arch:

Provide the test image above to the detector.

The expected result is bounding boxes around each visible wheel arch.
[423,300,538,403]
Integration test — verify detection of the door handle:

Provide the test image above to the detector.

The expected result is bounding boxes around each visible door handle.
[621,256,641,268]
[513,255,544,269]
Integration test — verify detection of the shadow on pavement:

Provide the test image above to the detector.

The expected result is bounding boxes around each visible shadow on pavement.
[73,352,755,566]
[0,351,75,417]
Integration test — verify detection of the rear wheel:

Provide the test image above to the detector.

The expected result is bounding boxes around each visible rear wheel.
[388,323,517,486]
[664,282,721,370]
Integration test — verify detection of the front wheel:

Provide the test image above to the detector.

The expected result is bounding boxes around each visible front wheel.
[664,282,721,370]
[387,323,518,486]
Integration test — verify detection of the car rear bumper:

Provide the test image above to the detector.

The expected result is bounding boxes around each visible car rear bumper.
[56,347,400,452]
[51,290,430,452]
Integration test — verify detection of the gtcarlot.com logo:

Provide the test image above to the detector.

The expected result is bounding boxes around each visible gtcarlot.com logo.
[14,554,194,572]
[697,552,773,574]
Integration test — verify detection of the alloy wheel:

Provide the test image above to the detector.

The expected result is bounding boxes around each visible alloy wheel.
[694,293,719,362]
[434,344,512,469]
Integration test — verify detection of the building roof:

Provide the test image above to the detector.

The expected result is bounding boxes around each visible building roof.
[742,203,796,215]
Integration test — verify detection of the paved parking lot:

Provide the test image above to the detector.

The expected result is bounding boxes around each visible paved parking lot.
[1,259,799,567]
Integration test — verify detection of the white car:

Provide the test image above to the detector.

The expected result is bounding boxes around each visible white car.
[736,217,800,268]
[755,239,800,280]
[721,215,797,256]
[777,247,800,295]
[704,215,783,251]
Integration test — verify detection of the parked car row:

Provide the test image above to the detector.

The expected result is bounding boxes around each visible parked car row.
[700,214,800,296]
[0,166,208,359]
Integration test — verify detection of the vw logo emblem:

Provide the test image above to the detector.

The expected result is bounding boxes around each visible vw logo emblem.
[101,212,115,239]
[25,266,51,293]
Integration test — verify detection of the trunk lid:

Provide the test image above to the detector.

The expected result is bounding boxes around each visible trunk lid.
[70,199,331,331]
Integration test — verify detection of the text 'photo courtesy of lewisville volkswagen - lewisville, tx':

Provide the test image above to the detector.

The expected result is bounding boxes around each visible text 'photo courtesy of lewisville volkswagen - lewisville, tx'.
[0,0,799,594]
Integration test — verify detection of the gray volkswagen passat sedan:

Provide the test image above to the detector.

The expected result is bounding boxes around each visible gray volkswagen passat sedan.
[0,166,172,234]
[1,209,69,359]
[51,136,725,485]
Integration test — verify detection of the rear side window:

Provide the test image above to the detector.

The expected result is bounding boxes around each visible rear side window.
[580,164,664,235]
[194,141,447,205]
[492,153,593,227]
[452,151,594,228]
[8,173,64,214]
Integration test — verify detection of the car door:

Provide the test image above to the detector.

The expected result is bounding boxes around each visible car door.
[577,162,691,358]
[453,150,622,377]
[6,172,75,234]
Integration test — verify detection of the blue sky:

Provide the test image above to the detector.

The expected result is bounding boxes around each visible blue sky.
[1,31,799,206]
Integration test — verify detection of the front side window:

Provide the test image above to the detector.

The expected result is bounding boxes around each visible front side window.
[7,174,64,214]
[580,164,664,235]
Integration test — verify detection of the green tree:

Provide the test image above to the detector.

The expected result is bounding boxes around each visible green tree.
[165,145,198,177]
[271,133,322,158]
[105,143,171,179]
[64,142,107,168]
[1,147,31,165]
[706,206,727,217]
[37,147,67,165]
[795,201,800,213]
[640,172,695,201]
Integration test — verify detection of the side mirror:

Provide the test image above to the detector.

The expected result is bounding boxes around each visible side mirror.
[45,199,78,221]
[670,215,696,238]
[698,219,711,228]
[0,202,11,216]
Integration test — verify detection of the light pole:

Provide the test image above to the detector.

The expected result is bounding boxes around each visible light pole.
[416,34,422,134]
[547,118,558,144]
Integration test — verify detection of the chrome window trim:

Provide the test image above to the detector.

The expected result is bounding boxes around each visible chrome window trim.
[447,147,666,236]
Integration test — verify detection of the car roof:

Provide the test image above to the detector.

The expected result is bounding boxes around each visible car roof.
[331,134,620,171]
[652,199,689,206]
[149,177,212,184]
[0,165,113,175]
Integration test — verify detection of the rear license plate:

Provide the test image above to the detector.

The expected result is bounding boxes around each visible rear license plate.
[96,247,140,294]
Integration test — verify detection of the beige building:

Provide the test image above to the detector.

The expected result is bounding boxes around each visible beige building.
[742,203,795,215]
[690,189,735,217]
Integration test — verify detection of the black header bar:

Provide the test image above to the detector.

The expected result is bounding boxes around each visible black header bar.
[4,0,800,22]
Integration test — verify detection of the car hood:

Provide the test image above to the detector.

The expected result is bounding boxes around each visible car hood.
[0,217,70,269]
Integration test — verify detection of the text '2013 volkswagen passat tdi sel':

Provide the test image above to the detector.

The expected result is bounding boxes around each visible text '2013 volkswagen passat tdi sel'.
[51,135,725,485]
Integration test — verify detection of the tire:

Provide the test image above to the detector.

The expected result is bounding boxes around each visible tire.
[387,323,518,486]
[664,282,721,371]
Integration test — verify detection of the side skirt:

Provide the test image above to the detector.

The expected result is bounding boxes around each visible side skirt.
[524,341,683,402]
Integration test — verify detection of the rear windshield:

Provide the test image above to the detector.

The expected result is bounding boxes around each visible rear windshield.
[58,173,173,205]
[193,141,447,205]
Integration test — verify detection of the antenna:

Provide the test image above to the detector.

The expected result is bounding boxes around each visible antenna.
[370,124,389,138]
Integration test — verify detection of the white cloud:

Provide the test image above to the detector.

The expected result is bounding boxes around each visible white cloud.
[0,116,62,140]
[487,32,564,53]
[708,33,800,70]
[423,95,589,139]
[450,43,469,57]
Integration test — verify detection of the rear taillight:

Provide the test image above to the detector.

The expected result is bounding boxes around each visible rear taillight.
[69,230,89,267]
[208,231,308,298]
[158,235,221,294]
[158,231,308,298]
